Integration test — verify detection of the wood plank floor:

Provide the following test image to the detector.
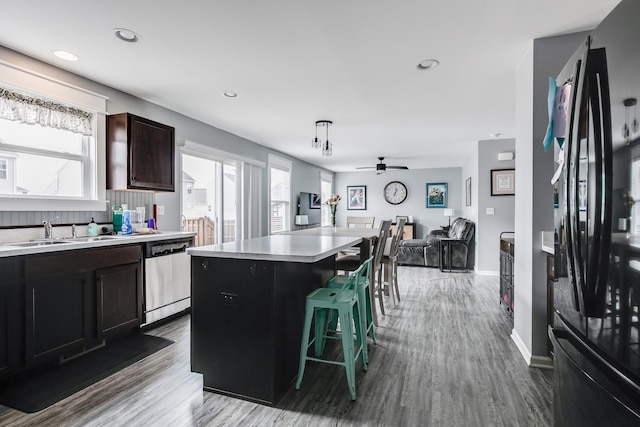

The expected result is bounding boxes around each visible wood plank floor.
[0,267,553,427]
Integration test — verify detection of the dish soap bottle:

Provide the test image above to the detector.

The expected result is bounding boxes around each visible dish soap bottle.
[121,210,133,235]
[88,218,99,236]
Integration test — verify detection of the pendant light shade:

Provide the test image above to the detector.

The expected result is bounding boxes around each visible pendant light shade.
[312,120,333,156]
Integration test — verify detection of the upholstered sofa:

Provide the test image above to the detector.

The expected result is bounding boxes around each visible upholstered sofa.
[398,217,475,270]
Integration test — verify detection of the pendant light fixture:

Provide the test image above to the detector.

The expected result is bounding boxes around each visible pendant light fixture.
[312,120,333,156]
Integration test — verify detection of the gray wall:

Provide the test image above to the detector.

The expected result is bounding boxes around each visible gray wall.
[334,167,462,238]
[477,139,516,273]
[461,143,479,268]
[513,31,589,363]
[0,45,331,232]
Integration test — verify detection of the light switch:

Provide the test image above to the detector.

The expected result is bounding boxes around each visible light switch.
[486,208,495,215]
[157,205,165,215]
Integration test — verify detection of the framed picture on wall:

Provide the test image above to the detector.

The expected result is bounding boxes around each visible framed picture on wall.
[465,177,472,206]
[491,169,515,196]
[309,193,321,208]
[347,185,367,210]
[426,183,447,208]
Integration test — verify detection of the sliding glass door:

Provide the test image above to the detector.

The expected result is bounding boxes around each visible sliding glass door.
[182,153,238,245]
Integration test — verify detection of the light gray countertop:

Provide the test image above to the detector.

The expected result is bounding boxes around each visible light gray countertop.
[187,234,362,263]
[0,231,196,258]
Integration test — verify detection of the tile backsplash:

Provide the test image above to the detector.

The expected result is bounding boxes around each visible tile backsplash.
[0,190,155,227]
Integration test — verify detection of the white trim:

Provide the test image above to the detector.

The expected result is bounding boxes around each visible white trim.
[476,270,500,276]
[267,153,293,171]
[183,140,266,168]
[511,329,531,364]
[530,355,553,369]
[0,60,108,113]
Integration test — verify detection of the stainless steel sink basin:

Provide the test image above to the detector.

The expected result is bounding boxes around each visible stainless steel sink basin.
[7,240,72,247]
[63,235,120,242]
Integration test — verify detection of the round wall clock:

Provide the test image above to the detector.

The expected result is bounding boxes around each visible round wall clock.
[384,181,408,205]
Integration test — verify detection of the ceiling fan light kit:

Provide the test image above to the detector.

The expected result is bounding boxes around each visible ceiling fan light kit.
[312,120,332,156]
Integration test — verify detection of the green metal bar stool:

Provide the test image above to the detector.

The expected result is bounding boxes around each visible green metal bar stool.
[295,264,368,400]
[318,257,375,363]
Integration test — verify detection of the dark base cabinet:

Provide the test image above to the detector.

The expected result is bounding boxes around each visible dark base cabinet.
[22,245,142,368]
[0,258,24,380]
[191,255,335,405]
[97,262,143,337]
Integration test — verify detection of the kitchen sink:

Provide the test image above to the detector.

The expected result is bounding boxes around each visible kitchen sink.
[63,235,120,242]
[7,240,72,247]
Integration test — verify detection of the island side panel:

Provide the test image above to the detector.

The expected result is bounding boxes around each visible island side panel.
[272,255,335,398]
[190,255,335,405]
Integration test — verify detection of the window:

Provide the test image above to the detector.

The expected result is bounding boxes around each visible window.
[0,119,91,197]
[320,171,333,226]
[0,61,106,211]
[269,154,292,234]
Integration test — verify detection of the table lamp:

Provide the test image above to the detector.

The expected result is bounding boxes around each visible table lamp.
[443,208,455,228]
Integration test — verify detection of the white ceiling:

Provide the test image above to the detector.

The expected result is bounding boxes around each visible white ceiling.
[0,0,620,172]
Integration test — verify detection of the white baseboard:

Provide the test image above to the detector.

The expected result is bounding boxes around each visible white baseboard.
[476,269,499,276]
[511,330,553,369]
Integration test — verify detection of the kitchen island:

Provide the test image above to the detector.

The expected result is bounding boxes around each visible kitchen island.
[187,233,362,405]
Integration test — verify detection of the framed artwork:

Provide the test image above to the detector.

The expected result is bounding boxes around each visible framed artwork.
[491,169,515,196]
[465,177,472,206]
[426,183,447,208]
[578,180,587,212]
[347,185,367,210]
[309,193,321,209]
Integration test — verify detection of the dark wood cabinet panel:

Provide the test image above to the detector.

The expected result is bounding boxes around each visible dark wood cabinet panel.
[97,262,142,337]
[0,257,24,379]
[107,113,175,192]
[25,270,95,365]
[23,245,142,366]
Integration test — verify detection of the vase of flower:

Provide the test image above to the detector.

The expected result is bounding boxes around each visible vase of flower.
[326,194,341,231]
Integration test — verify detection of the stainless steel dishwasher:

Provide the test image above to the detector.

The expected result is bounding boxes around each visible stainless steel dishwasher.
[142,237,192,326]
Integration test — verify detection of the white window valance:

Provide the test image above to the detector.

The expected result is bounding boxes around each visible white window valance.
[0,86,93,135]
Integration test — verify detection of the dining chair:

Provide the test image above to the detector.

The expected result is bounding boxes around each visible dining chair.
[346,216,375,228]
[366,220,392,317]
[381,218,406,307]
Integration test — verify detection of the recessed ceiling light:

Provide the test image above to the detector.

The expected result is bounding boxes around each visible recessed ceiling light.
[53,50,78,61]
[416,59,439,70]
[223,91,239,99]
[113,28,141,43]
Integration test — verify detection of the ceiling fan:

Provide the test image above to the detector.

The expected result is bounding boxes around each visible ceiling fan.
[356,157,409,174]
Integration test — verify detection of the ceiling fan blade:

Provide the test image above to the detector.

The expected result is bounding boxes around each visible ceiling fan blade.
[386,166,409,170]
[355,166,376,169]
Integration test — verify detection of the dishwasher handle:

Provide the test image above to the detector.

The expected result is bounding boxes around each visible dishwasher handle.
[148,241,190,257]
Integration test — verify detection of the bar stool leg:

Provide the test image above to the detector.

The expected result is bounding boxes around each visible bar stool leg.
[296,302,315,390]
[339,309,357,400]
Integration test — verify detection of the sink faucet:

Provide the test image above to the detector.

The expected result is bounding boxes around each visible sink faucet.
[43,216,58,239]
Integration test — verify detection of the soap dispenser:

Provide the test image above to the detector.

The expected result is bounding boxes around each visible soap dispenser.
[88,217,99,236]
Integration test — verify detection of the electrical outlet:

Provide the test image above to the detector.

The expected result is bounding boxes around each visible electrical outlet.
[486,208,495,215]
[157,205,165,215]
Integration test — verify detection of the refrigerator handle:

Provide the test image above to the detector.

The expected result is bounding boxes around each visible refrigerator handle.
[564,54,585,311]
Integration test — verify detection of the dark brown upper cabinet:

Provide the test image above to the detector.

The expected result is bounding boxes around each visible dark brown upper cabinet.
[107,113,175,192]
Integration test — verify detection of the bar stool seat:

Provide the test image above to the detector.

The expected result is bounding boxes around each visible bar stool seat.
[295,263,368,400]
[325,257,375,355]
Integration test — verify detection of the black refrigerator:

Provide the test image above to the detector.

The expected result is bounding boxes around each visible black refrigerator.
[550,0,640,425]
